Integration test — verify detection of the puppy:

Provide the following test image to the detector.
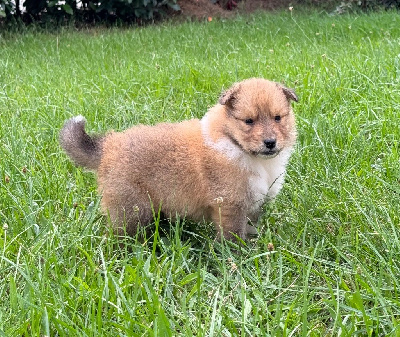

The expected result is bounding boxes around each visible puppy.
[60,78,298,240]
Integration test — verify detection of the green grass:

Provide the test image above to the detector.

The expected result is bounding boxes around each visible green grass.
[1,9,400,336]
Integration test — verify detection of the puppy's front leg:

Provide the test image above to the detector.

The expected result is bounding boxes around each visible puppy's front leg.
[245,210,262,237]
[211,205,248,240]
[245,223,258,236]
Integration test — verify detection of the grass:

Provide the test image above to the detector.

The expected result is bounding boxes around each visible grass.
[1,8,400,336]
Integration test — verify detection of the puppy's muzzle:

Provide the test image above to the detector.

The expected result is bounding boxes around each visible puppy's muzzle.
[257,138,279,157]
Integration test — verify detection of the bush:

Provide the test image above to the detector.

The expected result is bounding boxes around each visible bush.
[0,0,14,18]
[296,0,400,10]
[0,0,180,24]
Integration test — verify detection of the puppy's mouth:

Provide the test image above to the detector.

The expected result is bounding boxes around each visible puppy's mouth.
[252,149,280,158]
[229,136,280,159]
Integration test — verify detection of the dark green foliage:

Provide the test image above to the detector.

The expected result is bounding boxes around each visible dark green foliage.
[0,0,14,18]
[358,0,400,8]
[0,0,180,24]
[297,0,400,10]
[343,0,400,10]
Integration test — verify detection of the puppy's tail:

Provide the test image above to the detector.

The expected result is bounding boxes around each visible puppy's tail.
[59,115,103,171]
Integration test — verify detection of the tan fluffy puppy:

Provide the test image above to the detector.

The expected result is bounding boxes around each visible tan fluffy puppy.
[60,78,298,240]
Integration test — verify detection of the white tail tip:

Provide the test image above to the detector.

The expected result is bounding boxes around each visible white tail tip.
[72,115,86,123]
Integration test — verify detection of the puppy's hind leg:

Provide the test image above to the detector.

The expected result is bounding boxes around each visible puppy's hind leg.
[102,194,154,240]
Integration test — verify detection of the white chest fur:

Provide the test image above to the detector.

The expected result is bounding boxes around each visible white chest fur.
[245,150,291,213]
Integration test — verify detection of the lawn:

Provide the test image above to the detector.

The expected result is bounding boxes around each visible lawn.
[1,8,400,336]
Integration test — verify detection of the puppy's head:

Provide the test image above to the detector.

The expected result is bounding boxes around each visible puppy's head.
[219,78,298,158]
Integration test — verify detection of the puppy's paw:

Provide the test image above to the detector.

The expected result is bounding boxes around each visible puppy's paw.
[246,224,258,237]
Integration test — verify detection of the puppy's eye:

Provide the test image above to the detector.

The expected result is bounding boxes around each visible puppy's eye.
[245,119,254,125]
[274,116,281,122]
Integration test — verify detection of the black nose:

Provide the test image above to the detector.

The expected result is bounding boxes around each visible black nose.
[264,139,276,149]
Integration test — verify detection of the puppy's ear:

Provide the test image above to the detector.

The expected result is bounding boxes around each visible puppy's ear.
[282,86,298,102]
[219,83,240,108]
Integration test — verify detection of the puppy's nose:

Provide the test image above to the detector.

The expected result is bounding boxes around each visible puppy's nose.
[264,139,276,150]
